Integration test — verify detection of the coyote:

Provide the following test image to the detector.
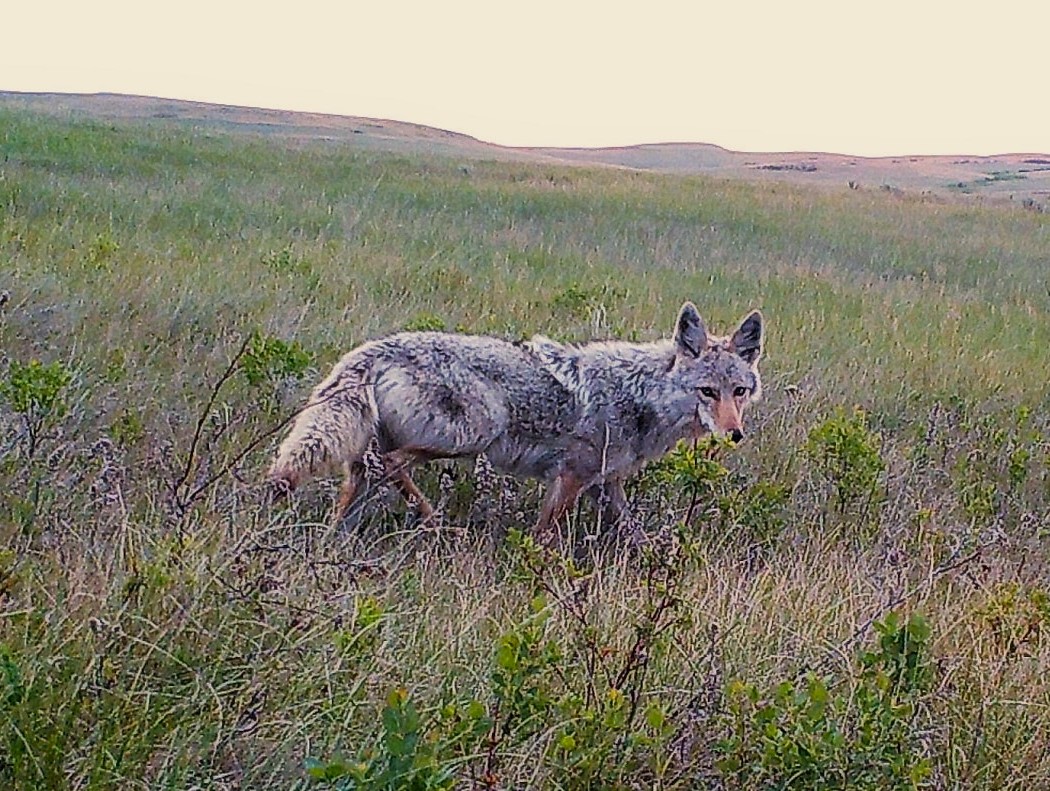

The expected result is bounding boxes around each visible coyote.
[268,303,763,536]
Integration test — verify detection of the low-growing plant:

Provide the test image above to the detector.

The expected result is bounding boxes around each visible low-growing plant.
[166,332,312,519]
[263,247,321,290]
[306,688,489,791]
[859,611,933,695]
[636,436,792,547]
[490,531,688,787]
[108,406,145,447]
[973,583,1050,657]
[804,407,885,518]
[948,407,1040,529]
[0,358,73,459]
[720,479,792,546]
[641,436,733,522]
[717,611,934,790]
[85,229,119,269]
[102,346,128,384]
[550,282,628,329]
[262,247,299,274]
[333,595,386,664]
[402,314,447,332]
[0,645,23,707]
[488,589,563,750]
[0,550,18,599]
[241,329,313,390]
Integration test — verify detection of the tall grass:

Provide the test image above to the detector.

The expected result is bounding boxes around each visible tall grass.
[1,109,1049,789]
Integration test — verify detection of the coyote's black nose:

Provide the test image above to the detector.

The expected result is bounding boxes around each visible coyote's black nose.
[730,428,744,444]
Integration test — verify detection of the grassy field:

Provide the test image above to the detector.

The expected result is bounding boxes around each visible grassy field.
[1,108,1049,790]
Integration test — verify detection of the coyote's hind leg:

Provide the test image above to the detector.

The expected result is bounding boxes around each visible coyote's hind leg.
[586,480,628,530]
[383,450,437,522]
[586,479,645,545]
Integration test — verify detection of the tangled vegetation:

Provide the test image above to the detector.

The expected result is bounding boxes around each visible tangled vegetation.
[1,109,1049,789]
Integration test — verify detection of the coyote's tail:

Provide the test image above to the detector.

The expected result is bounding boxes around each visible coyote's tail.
[267,378,376,492]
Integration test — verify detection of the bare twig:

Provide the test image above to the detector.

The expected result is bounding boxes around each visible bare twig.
[170,334,253,513]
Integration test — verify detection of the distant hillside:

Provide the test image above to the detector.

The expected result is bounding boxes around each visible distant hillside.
[2,91,1047,207]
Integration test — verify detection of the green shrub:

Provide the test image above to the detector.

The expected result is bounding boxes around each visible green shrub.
[402,314,447,332]
[490,593,563,745]
[805,408,885,516]
[305,688,489,790]
[0,359,73,459]
[973,583,1050,657]
[495,532,685,788]
[717,611,934,790]
[109,406,145,447]
[240,330,312,389]
[262,247,320,290]
[643,437,732,511]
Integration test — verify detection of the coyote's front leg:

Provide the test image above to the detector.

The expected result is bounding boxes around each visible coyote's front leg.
[586,479,631,531]
[331,462,367,527]
[534,472,585,543]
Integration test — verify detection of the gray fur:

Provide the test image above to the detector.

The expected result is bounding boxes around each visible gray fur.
[269,304,764,536]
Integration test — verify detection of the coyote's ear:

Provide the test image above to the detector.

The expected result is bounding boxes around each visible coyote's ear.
[674,302,707,358]
[730,310,763,365]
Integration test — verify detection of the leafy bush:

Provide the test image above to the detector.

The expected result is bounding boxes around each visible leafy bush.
[306,688,489,791]
[717,612,934,790]
[973,583,1050,657]
[805,408,885,516]
[241,330,312,389]
[640,438,790,545]
[402,314,447,332]
[263,247,320,290]
[0,359,73,459]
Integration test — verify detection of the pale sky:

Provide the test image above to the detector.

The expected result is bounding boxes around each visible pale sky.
[4,0,1049,156]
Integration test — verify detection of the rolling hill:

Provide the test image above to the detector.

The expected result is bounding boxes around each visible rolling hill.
[3,90,1048,207]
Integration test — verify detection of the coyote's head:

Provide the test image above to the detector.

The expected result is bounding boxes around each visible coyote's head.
[671,302,764,443]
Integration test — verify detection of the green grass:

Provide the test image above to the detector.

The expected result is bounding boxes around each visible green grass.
[1,109,1049,789]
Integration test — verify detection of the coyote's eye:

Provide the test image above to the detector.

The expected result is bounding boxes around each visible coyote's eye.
[699,387,719,400]
[733,386,750,398]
